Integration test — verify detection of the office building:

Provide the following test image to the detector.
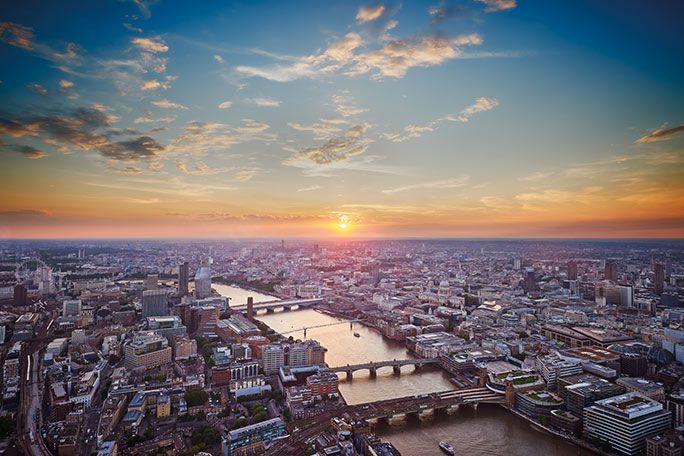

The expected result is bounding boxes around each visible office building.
[516,390,564,418]
[124,331,173,369]
[655,263,665,295]
[190,305,220,336]
[172,335,197,360]
[194,266,212,299]
[142,289,168,318]
[558,373,626,417]
[617,378,666,401]
[13,284,27,307]
[666,392,684,427]
[605,260,619,282]
[145,274,159,291]
[146,315,187,338]
[583,392,671,455]
[567,261,578,280]
[62,299,82,318]
[262,344,286,374]
[223,418,286,455]
[178,261,189,296]
[535,353,583,391]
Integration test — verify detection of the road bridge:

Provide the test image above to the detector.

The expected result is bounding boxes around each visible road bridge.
[328,358,439,380]
[231,297,323,313]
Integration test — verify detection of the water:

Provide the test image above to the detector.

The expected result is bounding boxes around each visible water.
[212,283,279,306]
[258,308,590,456]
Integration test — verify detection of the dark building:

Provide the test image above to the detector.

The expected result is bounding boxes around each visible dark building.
[178,261,189,297]
[13,284,27,307]
[558,373,626,417]
[621,352,648,377]
[246,296,254,321]
[655,263,665,295]
[567,261,578,281]
[605,260,618,282]
[523,269,537,292]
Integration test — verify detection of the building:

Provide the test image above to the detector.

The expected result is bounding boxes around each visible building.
[667,392,684,427]
[516,390,564,418]
[194,266,212,299]
[535,353,583,391]
[142,289,168,318]
[157,395,171,418]
[262,345,286,374]
[124,332,173,369]
[605,260,619,282]
[13,283,27,307]
[558,373,626,417]
[172,335,197,360]
[654,263,665,296]
[568,261,578,281]
[583,392,671,455]
[223,417,286,456]
[178,262,189,296]
[190,305,220,336]
[62,299,82,318]
[216,315,260,339]
[145,274,159,291]
[616,378,666,401]
[146,315,187,338]
[646,430,684,456]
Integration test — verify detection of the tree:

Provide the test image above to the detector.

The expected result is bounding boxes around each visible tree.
[184,389,209,407]
[0,415,14,439]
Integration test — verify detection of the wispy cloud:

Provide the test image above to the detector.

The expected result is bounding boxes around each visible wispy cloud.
[246,97,281,107]
[218,100,233,109]
[151,99,188,109]
[356,5,386,23]
[382,176,470,194]
[286,124,371,165]
[636,124,684,143]
[130,36,168,53]
[297,185,322,192]
[475,0,517,13]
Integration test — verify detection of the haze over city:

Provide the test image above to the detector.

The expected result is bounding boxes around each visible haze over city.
[1,0,683,239]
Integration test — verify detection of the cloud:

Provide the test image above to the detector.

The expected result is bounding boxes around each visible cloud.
[247,97,281,107]
[382,176,469,194]
[286,124,371,165]
[168,119,275,155]
[218,100,233,109]
[100,136,165,161]
[134,112,176,124]
[15,145,47,159]
[151,99,188,109]
[445,97,499,122]
[331,93,368,117]
[0,22,34,50]
[28,83,48,95]
[131,0,158,19]
[237,27,483,81]
[123,23,143,33]
[140,79,171,90]
[356,5,386,23]
[214,54,224,63]
[636,124,684,143]
[131,37,168,53]
[383,97,498,142]
[59,79,74,88]
[288,118,347,139]
[297,185,322,192]
[518,171,554,182]
[428,1,472,24]
[108,165,144,174]
[475,0,517,12]
[0,209,49,218]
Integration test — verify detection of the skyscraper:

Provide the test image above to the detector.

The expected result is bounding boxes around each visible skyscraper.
[605,260,618,282]
[567,261,578,281]
[142,289,168,318]
[246,296,254,321]
[178,262,189,297]
[654,263,665,295]
[194,266,212,299]
[13,284,27,307]
[145,274,159,291]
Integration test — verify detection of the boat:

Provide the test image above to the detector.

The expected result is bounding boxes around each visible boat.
[438,441,455,455]
[353,332,361,337]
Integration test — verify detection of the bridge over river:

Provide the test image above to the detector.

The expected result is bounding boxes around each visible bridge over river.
[328,358,439,380]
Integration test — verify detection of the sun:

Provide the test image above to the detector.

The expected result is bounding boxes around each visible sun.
[337,222,348,230]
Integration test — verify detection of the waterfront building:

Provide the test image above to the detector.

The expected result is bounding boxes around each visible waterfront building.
[223,417,286,455]
[141,289,168,318]
[583,392,671,455]
[516,390,564,418]
[194,266,212,299]
[535,353,583,391]
[124,331,172,369]
[558,373,626,417]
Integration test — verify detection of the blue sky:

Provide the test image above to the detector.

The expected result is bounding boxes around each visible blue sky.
[1,0,683,238]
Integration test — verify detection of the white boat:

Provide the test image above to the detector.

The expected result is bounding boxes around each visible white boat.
[439,441,455,455]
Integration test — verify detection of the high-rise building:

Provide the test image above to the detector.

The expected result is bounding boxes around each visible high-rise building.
[223,418,286,456]
[178,262,189,297]
[654,263,665,295]
[62,299,82,318]
[605,260,619,282]
[194,266,212,299]
[567,261,578,281]
[142,289,168,318]
[145,274,159,291]
[13,284,27,307]
[583,392,671,456]
[190,305,220,336]
[513,258,522,270]
[246,296,254,321]
[262,345,286,374]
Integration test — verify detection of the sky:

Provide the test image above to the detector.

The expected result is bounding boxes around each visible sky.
[1,0,683,239]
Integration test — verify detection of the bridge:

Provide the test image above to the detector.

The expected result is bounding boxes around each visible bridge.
[231,297,323,313]
[265,387,504,455]
[279,319,362,337]
[329,358,439,380]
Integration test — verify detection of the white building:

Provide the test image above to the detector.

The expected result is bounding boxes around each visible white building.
[194,267,212,299]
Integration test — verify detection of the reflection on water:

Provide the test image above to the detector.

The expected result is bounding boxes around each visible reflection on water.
[212,283,279,305]
[258,308,594,455]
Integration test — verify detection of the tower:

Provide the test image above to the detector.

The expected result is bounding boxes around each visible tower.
[654,263,665,295]
[178,261,189,297]
[567,261,578,281]
[246,296,254,321]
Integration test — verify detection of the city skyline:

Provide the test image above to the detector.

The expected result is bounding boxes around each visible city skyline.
[1,0,684,239]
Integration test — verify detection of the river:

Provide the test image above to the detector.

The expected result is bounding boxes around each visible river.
[258,308,593,456]
[212,283,279,306]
